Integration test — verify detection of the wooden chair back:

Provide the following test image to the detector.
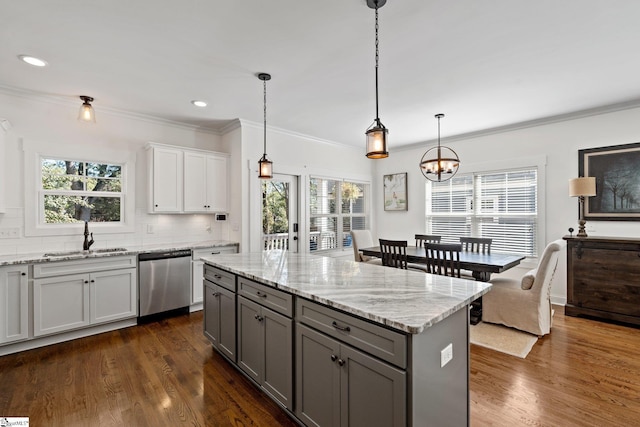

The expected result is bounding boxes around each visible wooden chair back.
[460,237,492,254]
[425,243,462,278]
[415,234,441,248]
[379,239,409,269]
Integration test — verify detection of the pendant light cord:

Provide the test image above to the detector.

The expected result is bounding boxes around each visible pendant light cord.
[263,78,267,156]
[374,1,380,123]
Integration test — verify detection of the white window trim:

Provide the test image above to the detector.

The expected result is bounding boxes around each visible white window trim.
[431,155,546,258]
[309,175,371,255]
[24,141,136,236]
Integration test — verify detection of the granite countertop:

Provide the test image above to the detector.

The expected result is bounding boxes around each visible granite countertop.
[0,240,239,266]
[201,250,491,335]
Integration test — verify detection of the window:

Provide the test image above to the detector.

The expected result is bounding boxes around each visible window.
[309,177,368,252]
[426,168,538,256]
[40,158,124,224]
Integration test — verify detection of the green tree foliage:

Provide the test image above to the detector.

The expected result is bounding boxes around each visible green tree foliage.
[262,181,289,234]
[41,159,122,223]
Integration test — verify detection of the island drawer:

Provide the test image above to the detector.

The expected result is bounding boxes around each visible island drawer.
[204,265,236,292]
[238,277,293,318]
[296,298,407,369]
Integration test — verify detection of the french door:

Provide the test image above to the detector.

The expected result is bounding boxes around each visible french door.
[261,174,299,253]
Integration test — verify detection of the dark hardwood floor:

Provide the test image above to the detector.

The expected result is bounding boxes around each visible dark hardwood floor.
[1,306,639,426]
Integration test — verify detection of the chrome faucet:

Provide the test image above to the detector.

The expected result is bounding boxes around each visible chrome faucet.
[83,221,94,250]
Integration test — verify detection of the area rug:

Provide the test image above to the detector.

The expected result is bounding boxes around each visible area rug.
[470,321,538,359]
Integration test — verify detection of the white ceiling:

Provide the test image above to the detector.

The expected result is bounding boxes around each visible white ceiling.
[2,0,640,149]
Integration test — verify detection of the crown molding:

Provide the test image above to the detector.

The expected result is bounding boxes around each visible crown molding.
[0,84,221,135]
[396,98,640,152]
[238,118,361,152]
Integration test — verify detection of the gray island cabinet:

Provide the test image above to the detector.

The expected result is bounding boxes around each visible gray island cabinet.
[201,251,491,427]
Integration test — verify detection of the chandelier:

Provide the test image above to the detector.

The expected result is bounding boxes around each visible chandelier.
[419,114,460,182]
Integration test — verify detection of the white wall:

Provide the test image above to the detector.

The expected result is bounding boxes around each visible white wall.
[0,90,231,255]
[373,106,640,303]
[238,121,373,253]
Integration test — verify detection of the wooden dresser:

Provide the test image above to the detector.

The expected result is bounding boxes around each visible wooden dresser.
[564,235,640,326]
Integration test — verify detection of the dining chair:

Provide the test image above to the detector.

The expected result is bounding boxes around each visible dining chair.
[460,237,492,254]
[407,234,441,272]
[425,243,462,278]
[415,234,441,247]
[379,239,409,269]
[350,230,382,265]
[483,239,564,336]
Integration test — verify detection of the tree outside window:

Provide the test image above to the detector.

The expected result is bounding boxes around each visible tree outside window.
[41,158,123,223]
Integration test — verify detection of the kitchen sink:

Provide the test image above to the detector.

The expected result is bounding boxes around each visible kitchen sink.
[43,248,128,257]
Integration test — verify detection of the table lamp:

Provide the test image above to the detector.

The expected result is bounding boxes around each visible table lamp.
[569,177,596,237]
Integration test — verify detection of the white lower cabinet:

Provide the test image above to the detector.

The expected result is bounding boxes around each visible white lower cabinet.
[90,268,137,324]
[34,273,90,336]
[33,256,137,337]
[191,245,238,305]
[0,265,29,344]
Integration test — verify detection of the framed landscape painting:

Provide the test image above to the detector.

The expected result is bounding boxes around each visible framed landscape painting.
[579,142,640,220]
[383,172,407,211]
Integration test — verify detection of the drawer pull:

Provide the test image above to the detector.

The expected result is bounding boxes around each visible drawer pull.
[254,314,264,322]
[214,274,222,279]
[212,292,221,297]
[256,291,268,298]
[211,251,221,255]
[332,321,351,332]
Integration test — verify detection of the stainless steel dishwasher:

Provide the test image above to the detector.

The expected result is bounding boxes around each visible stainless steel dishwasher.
[138,249,191,318]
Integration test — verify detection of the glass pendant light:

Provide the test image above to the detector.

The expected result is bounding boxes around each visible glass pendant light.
[78,96,96,123]
[365,0,389,159]
[258,73,273,179]
[419,114,460,182]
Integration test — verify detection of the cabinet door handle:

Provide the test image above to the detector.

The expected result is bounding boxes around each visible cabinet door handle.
[256,291,267,298]
[84,280,89,284]
[254,314,264,322]
[21,272,26,276]
[332,321,351,332]
[331,354,338,362]
[90,279,95,283]
[337,358,345,366]
[212,292,220,297]
[155,204,158,207]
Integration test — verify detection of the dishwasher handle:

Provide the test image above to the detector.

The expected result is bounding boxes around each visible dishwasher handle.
[138,249,192,261]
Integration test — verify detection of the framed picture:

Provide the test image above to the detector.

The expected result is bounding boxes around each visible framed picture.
[579,142,640,220]
[383,172,407,211]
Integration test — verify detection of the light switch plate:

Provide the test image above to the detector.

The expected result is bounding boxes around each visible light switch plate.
[441,343,453,367]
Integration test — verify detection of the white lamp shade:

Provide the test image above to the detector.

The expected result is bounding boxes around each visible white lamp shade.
[569,177,596,197]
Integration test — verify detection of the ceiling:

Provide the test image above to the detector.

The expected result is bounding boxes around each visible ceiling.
[3,0,640,149]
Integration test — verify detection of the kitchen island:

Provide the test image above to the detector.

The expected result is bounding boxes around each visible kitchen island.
[201,250,491,427]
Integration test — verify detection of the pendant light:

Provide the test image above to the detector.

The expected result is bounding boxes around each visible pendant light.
[419,114,460,182]
[365,0,389,159]
[78,96,96,123]
[257,73,273,179]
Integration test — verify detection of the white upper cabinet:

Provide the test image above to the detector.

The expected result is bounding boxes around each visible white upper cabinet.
[148,145,183,213]
[183,151,229,213]
[147,143,228,214]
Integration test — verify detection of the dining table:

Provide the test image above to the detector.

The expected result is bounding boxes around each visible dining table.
[360,245,526,282]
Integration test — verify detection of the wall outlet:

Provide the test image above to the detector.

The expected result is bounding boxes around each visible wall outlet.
[0,227,20,239]
[441,343,453,368]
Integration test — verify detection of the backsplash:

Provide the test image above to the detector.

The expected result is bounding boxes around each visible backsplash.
[0,207,229,255]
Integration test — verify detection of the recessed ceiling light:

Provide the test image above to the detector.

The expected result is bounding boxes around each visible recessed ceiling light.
[18,55,48,67]
[191,100,207,107]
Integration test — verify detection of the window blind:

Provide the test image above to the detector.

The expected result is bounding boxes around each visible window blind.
[426,168,538,256]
